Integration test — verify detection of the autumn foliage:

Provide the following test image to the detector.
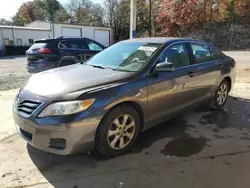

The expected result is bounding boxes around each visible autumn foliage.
[157,0,250,36]
[157,0,202,36]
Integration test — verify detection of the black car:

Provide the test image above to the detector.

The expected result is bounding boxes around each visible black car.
[26,37,105,73]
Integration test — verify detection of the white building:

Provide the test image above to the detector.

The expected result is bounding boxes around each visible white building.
[0,21,113,53]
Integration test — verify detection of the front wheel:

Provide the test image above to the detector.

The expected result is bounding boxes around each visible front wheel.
[210,79,229,109]
[96,105,140,157]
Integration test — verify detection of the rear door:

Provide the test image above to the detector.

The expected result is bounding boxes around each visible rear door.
[184,42,222,101]
[59,39,104,62]
[59,39,87,61]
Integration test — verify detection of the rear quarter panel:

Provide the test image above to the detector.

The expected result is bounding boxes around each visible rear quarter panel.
[221,57,236,89]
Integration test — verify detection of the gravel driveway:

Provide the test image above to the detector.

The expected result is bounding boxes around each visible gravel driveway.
[0,56,31,91]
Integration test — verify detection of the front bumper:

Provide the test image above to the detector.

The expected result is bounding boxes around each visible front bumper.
[12,91,102,155]
[13,110,100,155]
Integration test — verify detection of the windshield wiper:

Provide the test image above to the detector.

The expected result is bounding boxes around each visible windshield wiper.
[92,65,105,69]
[91,65,115,71]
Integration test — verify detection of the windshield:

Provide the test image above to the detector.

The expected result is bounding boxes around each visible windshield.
[86,42,162,72]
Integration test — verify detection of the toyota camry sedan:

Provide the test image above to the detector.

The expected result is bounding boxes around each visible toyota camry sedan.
[13,37,236,157]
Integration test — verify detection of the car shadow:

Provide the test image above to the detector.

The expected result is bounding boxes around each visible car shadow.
[27,96,250,187]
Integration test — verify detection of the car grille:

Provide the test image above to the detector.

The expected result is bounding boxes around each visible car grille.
[15,100,41,116]
[49,138,66,150]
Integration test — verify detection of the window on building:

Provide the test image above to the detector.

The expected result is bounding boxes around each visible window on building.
[29,39,34,46]
[4,39,9,46]
[9,40,14,46]
[17,39,22,46]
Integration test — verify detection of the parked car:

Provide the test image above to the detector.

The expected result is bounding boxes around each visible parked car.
[26,37,105,73]
[13,37,236,157]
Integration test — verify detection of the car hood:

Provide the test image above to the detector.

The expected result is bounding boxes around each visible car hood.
[24,64,132,100]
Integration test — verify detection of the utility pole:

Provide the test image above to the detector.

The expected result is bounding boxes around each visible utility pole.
[130,0,137,39]
[149,0,152,37]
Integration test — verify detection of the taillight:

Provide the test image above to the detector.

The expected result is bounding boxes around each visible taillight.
[232,59,236,67]
[37,48,52,54]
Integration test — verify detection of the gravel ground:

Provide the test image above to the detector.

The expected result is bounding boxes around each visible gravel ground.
[0,56,31,91]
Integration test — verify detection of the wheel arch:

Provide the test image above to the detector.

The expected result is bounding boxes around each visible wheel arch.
[58,56,79,66]
[223,76,232,92]
[96,100,145,139]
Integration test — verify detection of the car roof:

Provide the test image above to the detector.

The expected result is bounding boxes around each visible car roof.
[35,37,88,42]
[122,37,206,44]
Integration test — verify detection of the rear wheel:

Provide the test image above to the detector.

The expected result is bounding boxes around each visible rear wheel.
[96,105,140,157]
[210,79,229,109]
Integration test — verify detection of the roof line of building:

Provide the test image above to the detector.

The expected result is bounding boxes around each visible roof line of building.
[27,20,113,30]
[0,25,51,31]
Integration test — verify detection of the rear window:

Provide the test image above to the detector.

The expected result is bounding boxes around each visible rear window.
[30,43,48,50]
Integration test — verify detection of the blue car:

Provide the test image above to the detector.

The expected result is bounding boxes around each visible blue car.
[26,37,105,73]
[13,37,236,157]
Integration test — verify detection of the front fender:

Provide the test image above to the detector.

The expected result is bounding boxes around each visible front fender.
[77,78,148,126]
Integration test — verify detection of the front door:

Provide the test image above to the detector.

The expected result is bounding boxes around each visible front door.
[146,43,193,123]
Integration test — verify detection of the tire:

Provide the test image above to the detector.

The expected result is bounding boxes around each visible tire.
[59,56,78,67]
[96,104,140,157]
[210,79,229,110]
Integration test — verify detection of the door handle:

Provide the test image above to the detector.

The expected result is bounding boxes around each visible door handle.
[188,72,196,77]
[218,64,224,68]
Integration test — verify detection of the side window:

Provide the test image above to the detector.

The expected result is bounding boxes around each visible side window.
[190,43,212,64]
[159,43,190,68]
[59,40,86,50]
[85,39,103,51]
[58,41,68,49]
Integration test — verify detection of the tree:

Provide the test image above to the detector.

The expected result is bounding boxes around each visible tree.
[157,0,202,36]
[67,0,105,26]
[12,14,24,26]
[36,0,60,21]
[0,18,13,26]
[219,0,250,20]
[89,4,105,26]
[54,6,72,23]
[13,1,44,25]
[103,0,118,27]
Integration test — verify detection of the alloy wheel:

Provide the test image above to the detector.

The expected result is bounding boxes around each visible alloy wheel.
[107,114,136,150]
[217,83,228,105]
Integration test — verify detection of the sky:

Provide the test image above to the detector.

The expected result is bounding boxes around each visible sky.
[0,0,102,20]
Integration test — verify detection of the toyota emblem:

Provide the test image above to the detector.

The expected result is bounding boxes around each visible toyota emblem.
[16,92,23,103]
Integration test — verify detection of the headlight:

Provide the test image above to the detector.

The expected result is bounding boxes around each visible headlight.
[38,99,95,117]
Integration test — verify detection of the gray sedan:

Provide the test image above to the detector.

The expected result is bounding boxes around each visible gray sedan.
[13,37,236,157]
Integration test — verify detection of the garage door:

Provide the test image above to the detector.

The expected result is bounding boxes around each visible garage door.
[62,27,81,37]
[94,30,110,47]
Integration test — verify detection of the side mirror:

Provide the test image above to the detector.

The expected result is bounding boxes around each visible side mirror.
[155,62,175,72]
